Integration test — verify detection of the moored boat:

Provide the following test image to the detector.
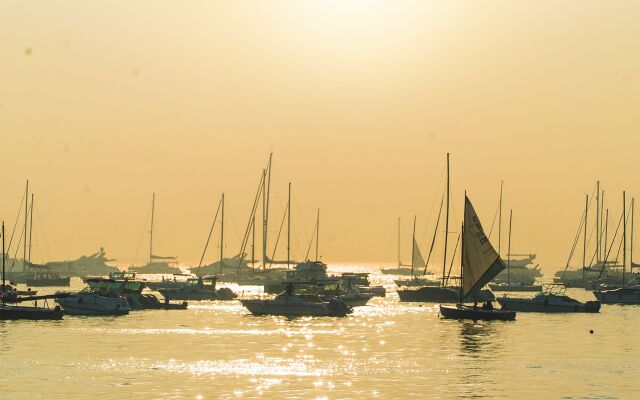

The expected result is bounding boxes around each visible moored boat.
[498,285,600,313]
[241,283,352,317]
[55,289,130,316]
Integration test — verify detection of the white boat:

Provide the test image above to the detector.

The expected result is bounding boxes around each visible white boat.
[241,283,352,317]
[498,284,600,313]
[55,289,130,316]
[158,276,236,301]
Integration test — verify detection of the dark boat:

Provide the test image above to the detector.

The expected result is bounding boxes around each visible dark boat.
[1,220,64,320]
[488,283,542,292]
[25,270,71,287]
[0,304,64,320]
[440,304,515,321]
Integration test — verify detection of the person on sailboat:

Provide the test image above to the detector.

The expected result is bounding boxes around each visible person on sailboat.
[482,301,494,310]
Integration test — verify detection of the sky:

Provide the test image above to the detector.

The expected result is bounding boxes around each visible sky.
[1,1,639,273]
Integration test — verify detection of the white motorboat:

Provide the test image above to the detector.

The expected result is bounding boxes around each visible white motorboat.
[241,284,352,317]
[55,289,130,316]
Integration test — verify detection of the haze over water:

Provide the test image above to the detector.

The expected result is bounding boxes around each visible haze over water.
[1,266,638,399]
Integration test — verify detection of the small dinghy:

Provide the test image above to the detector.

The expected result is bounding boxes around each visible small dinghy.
[440,303,515,321]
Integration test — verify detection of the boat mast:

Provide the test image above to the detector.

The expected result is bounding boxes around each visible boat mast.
[2,221,5,304]
[596,181,600,263]
[459,218,464,305]
[287,182,291,269]
[315,208,320,261]
[149,193,155,264]
[442,153,450,287]
[220,192,225,273]
[507,209,513,286]
[262,153,273,269]
[623,191,626,288]
[251,213,256,267]
[604,208,608,263]
[411,215,416,277]
[23,180,28,268]
[498,181,503,257]
[583,194,588,281]
[397,217,401,266]
[28,193,34,264]
[632,198,635,274]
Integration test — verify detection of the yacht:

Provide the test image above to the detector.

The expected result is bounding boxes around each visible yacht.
[55,288,130,316]
[498,284,600,312]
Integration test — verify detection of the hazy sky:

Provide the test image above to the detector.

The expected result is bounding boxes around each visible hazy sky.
[1,1,639,272]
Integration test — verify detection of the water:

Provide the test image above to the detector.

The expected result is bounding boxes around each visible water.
[1,265,638,399]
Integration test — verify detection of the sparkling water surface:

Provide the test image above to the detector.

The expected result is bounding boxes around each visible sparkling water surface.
[1,264,638,399]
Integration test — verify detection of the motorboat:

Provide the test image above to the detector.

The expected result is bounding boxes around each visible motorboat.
[84,277,187,310]
[55,289,130,316]
[25,271,70,287]
[241,283,352,317]
[489,282,542,292]
[499,284,600,312]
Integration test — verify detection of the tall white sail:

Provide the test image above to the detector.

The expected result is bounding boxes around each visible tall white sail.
[412,237,426,271]
[462,196,506,298]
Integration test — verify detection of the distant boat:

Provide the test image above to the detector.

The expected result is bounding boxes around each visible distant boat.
[158,276,236,301]
[490,209,541,292]
[592,193,640,304]
[439,195,516,321]
[241,282,352,317]
[25,267,71,287]
[395,215,436,287]
[1,216,64,321]
[381,217,414,275]
[498,284,600,313]
[46,247,120,278]
[129,193,181,275]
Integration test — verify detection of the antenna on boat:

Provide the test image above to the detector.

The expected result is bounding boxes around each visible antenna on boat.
[442,153,450,288]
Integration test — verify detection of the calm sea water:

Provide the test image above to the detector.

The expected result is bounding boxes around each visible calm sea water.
[1,264,638,399]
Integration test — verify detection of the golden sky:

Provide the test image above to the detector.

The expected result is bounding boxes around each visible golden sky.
[1,1,639,272]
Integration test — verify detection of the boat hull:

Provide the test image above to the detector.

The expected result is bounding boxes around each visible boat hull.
[56,294,130,316]
[593,287,640,304]
[497,296,601,313]
[25,277,71,287]
[0,305,64,320]
[398,287,495,303]
[440,304,515,321]
[241,298,351,317]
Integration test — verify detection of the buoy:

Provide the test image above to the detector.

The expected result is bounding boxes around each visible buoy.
[589,330,594,334]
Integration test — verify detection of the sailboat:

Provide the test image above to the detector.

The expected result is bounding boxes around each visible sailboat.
[129,194,181,274]
[394,216,437,287]
[381,218,415,275]
[489,209,542,292]
[593,192,640,303]
[398,154,495,303]
[1,221,64,320]
[440,196,516,321]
